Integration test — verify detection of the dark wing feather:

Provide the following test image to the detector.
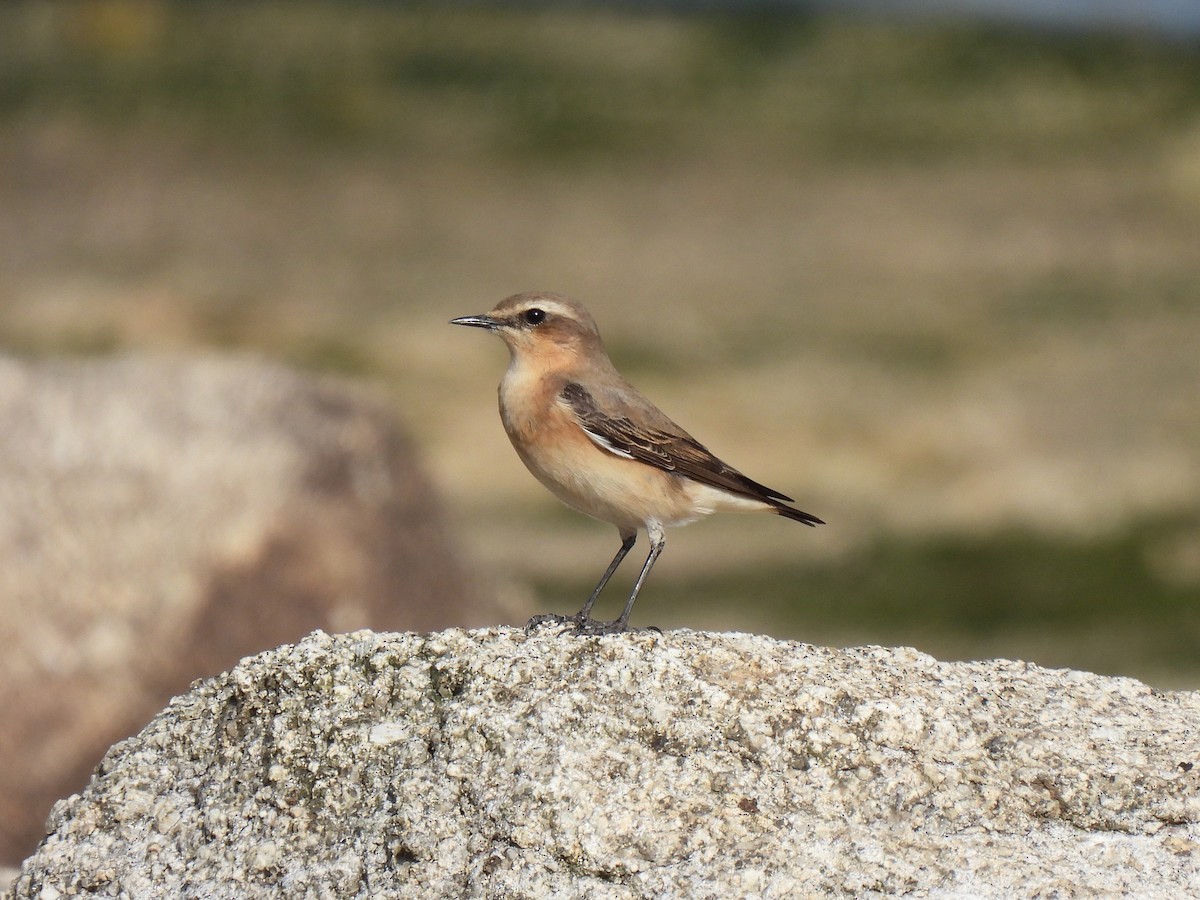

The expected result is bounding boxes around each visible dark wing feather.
[560,381,795,504]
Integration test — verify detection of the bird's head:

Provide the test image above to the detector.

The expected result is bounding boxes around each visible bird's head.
[451,292,605,366]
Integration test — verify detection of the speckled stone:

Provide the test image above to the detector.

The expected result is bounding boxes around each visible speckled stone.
[7,628,1200,898]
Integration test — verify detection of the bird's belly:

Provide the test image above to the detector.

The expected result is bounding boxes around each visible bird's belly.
[511,427,705,531]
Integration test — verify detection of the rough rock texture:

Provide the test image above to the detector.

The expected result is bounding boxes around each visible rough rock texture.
[0,355,480,865]
[7,628,1200,898]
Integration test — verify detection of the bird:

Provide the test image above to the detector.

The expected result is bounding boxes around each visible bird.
[450,291,823,635]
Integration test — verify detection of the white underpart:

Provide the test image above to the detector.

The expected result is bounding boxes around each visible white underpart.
[688,482,775,516]
[582,427,635,460]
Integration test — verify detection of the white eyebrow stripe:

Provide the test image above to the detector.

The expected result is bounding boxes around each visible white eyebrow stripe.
[540,300,576,317]
[515,299,576,320]
[581,426,635,460]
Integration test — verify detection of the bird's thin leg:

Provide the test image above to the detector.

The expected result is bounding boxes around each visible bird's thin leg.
[575,532,637,621]
[525,532,636,632]
[576,528,665,635]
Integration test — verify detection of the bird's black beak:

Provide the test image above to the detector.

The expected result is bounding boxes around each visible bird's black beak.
[449,314,501,330]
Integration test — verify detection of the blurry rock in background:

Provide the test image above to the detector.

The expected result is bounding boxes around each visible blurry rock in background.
[0,354,483,866]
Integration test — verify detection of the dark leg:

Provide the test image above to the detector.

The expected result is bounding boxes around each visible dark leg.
[575,531,637,621]
[525,531,637,632]
[575,527,665,635]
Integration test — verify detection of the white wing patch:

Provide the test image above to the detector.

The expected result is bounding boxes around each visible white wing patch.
[581,426,635,460]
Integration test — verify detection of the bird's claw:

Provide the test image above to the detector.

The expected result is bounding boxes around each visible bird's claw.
[524,613,582,634]
[572,618,662,637]
[571,617,627,636]
[525,613,662,637]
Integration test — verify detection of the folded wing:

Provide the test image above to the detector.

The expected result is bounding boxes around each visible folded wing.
[560,380,805,508]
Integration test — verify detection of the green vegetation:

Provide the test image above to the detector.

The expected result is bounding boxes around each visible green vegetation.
[3,3,1200,161]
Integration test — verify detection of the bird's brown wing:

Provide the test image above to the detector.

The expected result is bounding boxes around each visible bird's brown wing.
[560,381,795,504]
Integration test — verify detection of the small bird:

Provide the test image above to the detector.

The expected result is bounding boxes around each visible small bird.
[451,292,823,634]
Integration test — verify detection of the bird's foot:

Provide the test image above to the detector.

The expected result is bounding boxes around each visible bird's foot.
[524,613,584,634]
[572,617,662,637]
[571,616,626,636]
[525,613,662,637]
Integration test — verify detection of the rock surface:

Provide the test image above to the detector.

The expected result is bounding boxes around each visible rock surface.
[7,627,1200,898]
[0,355,479,864]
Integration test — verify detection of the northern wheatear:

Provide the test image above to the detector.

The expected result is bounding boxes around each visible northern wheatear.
[451,292,824,634]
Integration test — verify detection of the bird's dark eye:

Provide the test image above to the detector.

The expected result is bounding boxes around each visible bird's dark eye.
[523,308,546,326]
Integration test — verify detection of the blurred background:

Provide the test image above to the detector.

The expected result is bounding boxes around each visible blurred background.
[2,2,1200,859]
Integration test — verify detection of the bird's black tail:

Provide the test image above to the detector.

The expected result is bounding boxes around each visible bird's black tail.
[773,503,825,527]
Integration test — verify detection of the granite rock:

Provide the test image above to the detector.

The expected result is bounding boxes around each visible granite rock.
[7,628,1200,898]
